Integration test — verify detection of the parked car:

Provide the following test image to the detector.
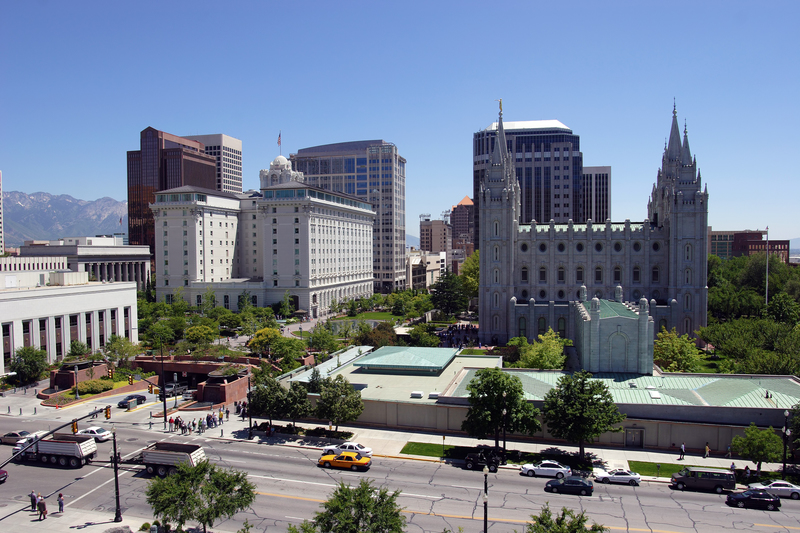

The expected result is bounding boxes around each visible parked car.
[118,394,147,408]
[545,476,594,496]
[77,427,111,442]
[322,442,373,458]
[464,448,501,472]
[593,468,641,486]
[748,480,800,500]
[318,451,372,471]
[671,466,736,493]
[521,460,572,479]
[0,468,7,483]
[726,489,781,511]
[1,430,31,445]
[161,382,188,398]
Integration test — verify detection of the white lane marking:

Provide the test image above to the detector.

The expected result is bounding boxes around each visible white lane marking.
[248,475,439,499]
[68,469,131,506]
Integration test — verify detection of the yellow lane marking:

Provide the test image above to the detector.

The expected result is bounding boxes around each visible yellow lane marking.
[255,492,702,532]
[754,525,800,531]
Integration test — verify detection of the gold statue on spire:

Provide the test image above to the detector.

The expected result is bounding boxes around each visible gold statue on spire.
[495,98,503,113]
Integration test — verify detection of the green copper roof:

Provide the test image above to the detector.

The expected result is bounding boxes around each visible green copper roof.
[582,299,639,319]
[354,346,459,373]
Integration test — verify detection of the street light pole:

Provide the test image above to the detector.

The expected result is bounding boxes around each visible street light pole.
[783,410,792,479]
[74,365,80,400]
[111,427,122,522]
[247,374,253,440]
[483,465,489,533]
[158,335,167,430]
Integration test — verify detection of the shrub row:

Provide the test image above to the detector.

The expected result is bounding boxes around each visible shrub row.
[76,379,114,395]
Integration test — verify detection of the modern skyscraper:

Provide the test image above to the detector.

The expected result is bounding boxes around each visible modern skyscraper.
[419,217,451,254]
[184,134,243,194]
[473,119,584,246]
[451,195,474,248]
[291,140,407,294]
[127,127,217,256]
[582,166,611,222]
[0,170,4,253]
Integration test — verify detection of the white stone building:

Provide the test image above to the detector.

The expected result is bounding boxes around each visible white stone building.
[152,155,375,317]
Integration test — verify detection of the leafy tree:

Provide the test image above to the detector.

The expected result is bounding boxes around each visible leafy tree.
[149,321,176,348]
[347,299,359,317]
[249,370,286,424]
[288,479,406,533]
[699,318,800,375]
[185,325,217,349]
[509,329,568,369]
[237,290,253,313]
[408,323,441,347]
[145,460,255,533]
[430,269,469,317]
[524,503,607,533]
[284,382,313,428]
[330,298,340,315]
[278,290,295,318]
[459,250,479,300]
[219,312,243,332]
[461,367,541,452]
[9,346,48,384]
[767,292,800,325]
[355,321,399,348]
[67,340,90,359]
[271,336,306,370]
[316,375,364,432]
[198,286,217,316]
[104,335,139,368]
[653,327,701,372]
[169,288,190,316]
[307,366,323,393]
[248,327,282,356]
[542,370,625,461]
[309,324,340,353]
[732,422,783,477]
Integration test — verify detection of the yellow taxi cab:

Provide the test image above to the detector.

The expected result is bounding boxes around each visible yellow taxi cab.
[318,451,372,471]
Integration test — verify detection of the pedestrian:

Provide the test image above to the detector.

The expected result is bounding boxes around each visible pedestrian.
[725,444,732,458]
[745,465,750,480]
[30,490,37,511]
[226,407,230,421]
[169,417,174,432]
[37,493,47,520]
[679,442,685,460]
[730,462,736,474]
[57,493,64,514]
[704,442,710,458]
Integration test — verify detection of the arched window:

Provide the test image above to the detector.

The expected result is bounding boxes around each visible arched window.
[595,266,602,284]
[494,246,499,261]
[519,317,527,339]
[538,317,546,335]
[521,267,528,283]
[685,293,692,310]
[633,266,641,283]
[494,221,499,237]
[558,317,566,337]
[494,269,499,283]
[684,317,693,335]
[576,267,584,284]
[493,292,499,308]
[557,267,565,284]
[539,267,547,283]
[613,266,622,284]
[493,315,500,330]
[652,266,660,283]
[659,319,668,331]
[521,289,528,299]
[685,243,692,261]
[685,268,692,285]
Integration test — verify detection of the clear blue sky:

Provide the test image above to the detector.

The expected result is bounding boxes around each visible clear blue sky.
[1,1,798,240]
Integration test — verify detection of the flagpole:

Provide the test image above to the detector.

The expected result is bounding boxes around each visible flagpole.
[765,226,769,306]
[278,130,282,156]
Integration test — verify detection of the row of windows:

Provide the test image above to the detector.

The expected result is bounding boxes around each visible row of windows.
[515,239,664,254]
[513,265,664,285]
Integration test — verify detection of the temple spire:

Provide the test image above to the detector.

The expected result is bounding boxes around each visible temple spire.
[681,120,692,164]
[491,99,507,166]
[666,102,682,161]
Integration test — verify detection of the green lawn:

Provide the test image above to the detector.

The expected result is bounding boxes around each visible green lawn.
[628,460,704,478]
[330,312,402,321]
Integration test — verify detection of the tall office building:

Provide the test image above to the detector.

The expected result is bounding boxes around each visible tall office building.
[419,217,451,254]
[184,134,243,194]
[0,171,4,253]
[127,127,217,256]
[291,140,407,293]
[451,195,474,247]
[582,166,611,222]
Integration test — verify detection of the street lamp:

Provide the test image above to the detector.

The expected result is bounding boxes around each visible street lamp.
[247,374,253,440]
[482,465,489,533]
[783,410,793,479]
[74,365,80,400]
[111,426,122,522]
[502,390,507,461]
[157,335,168,430]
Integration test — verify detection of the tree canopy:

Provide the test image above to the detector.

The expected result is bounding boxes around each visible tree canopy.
[524,504,607,533]
[10,346,48,385]
[731,422,783,476]
[145,460,255,533]
[288,479,406,533]
[104,335,139,368]
[653,327,702,372]
[459,250,479,300]
[508,328,569,369]
[430,269,469,317]
[542,370,625,461]
[316,375,364,432]
[461,367,541,451]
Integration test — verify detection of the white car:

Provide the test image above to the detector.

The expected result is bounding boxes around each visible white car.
[77,427,112,442]
[749,480,800,500]
[520,460,572,478]
[593,468,642,486]
[321,442,373,458]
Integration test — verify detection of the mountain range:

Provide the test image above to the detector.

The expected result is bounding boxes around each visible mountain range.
[2,191,127,247]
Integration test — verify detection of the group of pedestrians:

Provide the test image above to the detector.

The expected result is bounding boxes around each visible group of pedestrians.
[438,323,479,348]
[29,490,64,520]
[168,405,231,435]
[678,441,723,460]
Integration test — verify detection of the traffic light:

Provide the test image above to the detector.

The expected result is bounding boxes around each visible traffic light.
[128,375,134,385]
[148,383,154,394]
[107,367,113,379]
[105,406,111,419]
[71,420,78,433]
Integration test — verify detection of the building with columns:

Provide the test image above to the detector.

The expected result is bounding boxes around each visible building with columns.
[19,236,151,291]
[0,256,138,374]
[478,105,708,352]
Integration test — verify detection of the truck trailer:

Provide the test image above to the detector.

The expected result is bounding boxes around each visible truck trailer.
[134,442,206,477]
[15,433,98,468]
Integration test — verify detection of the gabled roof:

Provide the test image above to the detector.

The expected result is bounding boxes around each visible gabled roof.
[457,196,473,206]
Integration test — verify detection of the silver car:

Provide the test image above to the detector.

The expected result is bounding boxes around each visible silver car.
[520,460,572,478]
[321,442,373,458]
[749,480,800,500]
[593,468,641,486]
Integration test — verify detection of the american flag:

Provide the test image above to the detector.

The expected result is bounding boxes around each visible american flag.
[277,131,281,146]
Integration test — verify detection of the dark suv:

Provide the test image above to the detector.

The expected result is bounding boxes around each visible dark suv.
[159,382,188,400]
[464,448,502,472]
[118,394,147,408]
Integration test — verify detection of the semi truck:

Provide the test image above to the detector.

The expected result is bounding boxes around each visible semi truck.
[14,433,98,468]
[132,442,206,477]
